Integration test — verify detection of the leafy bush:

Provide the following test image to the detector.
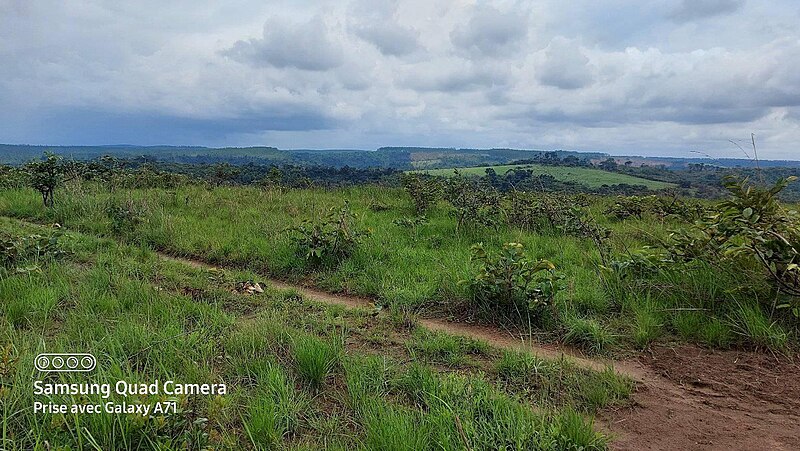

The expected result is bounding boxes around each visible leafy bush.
[464,242,563,322]
[0,165,24,189]
[506,192,610,262]
[0,227,67,275]
[663,177,800,312]
[392,215,428,229]
[107,199,148,236]
[401,173,441,214]
[606,195,706,221]
[288,202,370,268]
[445,174,504,230]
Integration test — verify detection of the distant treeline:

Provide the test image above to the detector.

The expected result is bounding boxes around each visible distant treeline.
[4,153,799,202]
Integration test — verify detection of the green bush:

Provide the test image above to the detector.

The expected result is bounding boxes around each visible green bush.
[401,173,441,214]
[464,242,563,323]
[288,202,370,268]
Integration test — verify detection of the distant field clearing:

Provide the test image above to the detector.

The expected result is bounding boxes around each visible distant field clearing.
[412,164,676,190]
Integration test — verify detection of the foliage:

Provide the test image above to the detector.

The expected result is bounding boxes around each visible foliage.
[606,195,706,221]
[392,215,428,229]
[506,192,611,263]
[464,242,563,322]
[401,173,441,214]
[107,198,148,236]
[22,152,78,207]
[607,176,800,327]
[0,165,25,189]
[0,227,66,275]
[667,177,800,304]
[444,173,504,230]
[288,202,371,268]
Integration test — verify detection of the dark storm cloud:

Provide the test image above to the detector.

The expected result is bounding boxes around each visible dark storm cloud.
[669,0,746,22]
[11,107,337,146]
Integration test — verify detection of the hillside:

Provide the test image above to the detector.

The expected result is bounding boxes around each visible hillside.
[414,163,677,190]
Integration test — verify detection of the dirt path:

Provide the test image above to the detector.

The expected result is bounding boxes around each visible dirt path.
[158,253,631,377]
[159,252,800,450]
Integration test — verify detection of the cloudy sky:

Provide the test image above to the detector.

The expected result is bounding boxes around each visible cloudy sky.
[1,0,799,159]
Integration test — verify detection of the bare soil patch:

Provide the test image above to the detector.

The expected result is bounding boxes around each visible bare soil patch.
[603,345,800,450]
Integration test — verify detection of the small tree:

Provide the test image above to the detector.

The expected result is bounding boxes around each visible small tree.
[24,153,72,207]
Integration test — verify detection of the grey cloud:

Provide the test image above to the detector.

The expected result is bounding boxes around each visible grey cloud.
[223,16,343,71]
[537,38,593,90]
[450,5,529,57]
[400,64,507,92]
[669,0,745,22]
[354,23,419,56]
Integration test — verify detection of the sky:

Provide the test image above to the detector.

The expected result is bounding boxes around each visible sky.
[1,0,799,159]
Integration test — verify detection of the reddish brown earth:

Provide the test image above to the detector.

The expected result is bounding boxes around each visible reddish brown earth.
[161,252,800,450]
[604,346,800,451]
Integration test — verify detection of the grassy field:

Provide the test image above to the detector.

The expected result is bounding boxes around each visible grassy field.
[412,164,676,190]
[0,182,794,356]
[0,217,632,449]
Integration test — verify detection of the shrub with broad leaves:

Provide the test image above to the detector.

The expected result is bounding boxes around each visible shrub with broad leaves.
[288,202,370,268]
[464,242,563,322]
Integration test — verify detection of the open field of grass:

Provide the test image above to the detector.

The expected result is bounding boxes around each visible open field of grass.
[412,164,676,190]
[0,182,795,356]
[0,217,632,449]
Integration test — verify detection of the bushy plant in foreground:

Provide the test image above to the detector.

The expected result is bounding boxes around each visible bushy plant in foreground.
[0,226,66,275]
[288,202,370,268]
[464,242,563,322]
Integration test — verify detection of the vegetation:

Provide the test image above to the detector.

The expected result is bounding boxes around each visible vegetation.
[2,151,800,448]
[0,217,629,449]
[413,163,676,190]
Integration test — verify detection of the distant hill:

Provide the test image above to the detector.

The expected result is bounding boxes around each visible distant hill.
[1,144,798,169]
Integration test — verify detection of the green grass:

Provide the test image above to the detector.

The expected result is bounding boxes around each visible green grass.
[0,182,794,354]
[412,163,676,189]
[0,218,630,449]
[292,333,342,389]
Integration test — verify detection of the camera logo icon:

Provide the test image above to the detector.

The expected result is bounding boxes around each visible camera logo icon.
[35,353,96,372]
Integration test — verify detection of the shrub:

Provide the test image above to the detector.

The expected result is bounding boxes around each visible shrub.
[107,198,148,237]
[445,174,503,230]
[464,242,563,322]
[288,202,370,268]
[401,173,441,214]
[605,195,706,221]
[506,192,611,263]
[0,227,67,275]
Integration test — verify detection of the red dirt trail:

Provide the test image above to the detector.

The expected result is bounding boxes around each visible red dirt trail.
[163,253,800,450]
